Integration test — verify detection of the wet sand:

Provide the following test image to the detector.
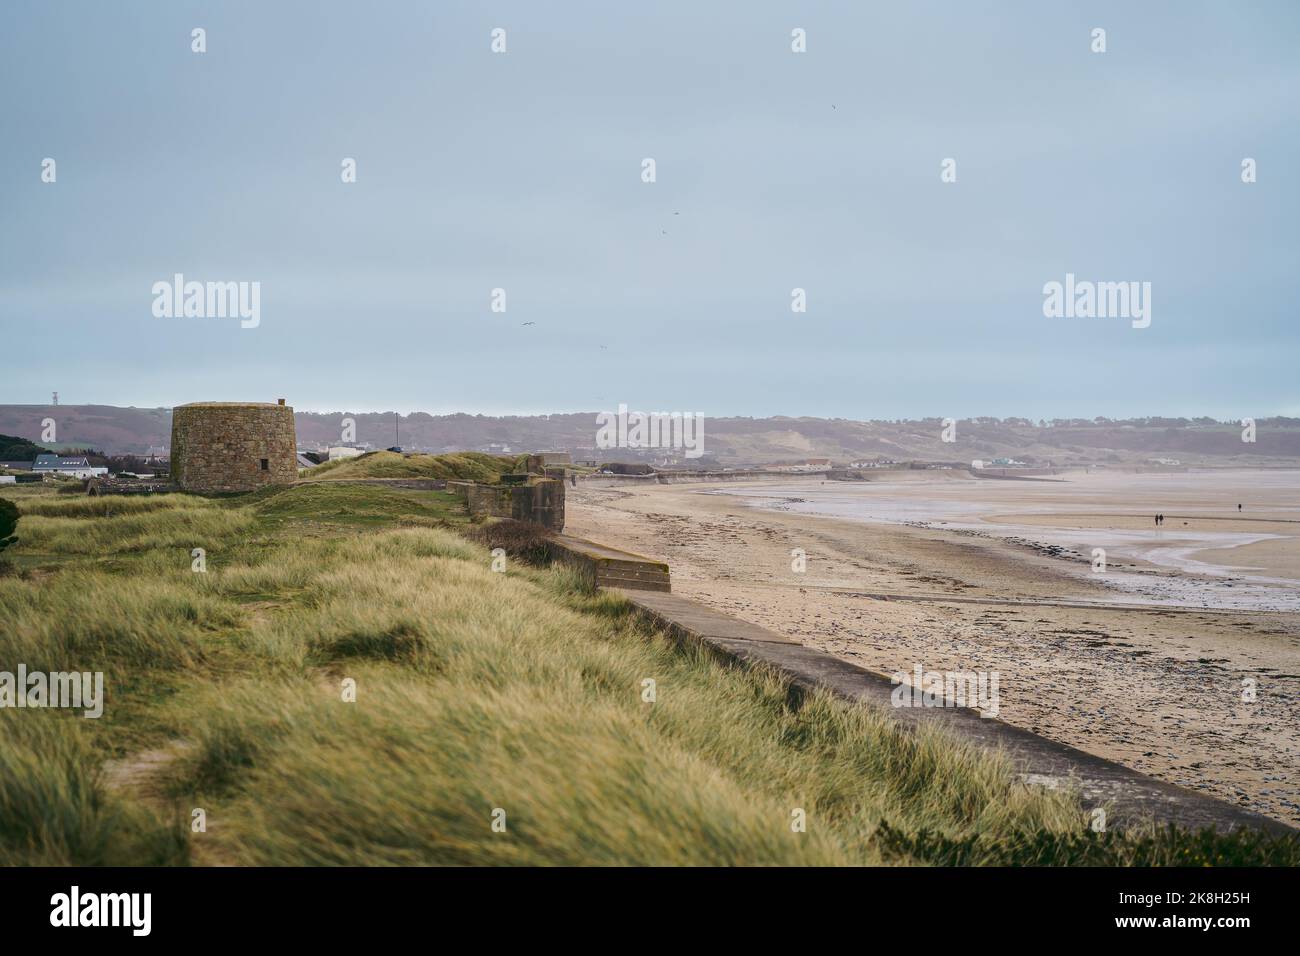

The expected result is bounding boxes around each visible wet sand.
[567,470,1300,825]
[722,469,1300,610]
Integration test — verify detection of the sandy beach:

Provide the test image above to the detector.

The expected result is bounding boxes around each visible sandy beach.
[567,469,1300,825]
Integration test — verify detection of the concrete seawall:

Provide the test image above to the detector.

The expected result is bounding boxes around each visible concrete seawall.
[609,587,1294,835]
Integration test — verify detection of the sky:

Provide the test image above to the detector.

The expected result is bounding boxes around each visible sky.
[1,0,1297,420]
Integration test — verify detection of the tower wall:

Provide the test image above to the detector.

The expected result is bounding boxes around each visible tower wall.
[170,401,297,493]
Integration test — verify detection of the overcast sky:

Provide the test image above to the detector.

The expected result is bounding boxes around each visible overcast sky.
[2,1,1297,420]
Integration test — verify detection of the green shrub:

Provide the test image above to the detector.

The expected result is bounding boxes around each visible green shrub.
[0,497,17,552]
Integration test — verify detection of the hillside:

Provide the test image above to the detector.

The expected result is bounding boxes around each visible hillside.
[0,406,171,456]
[0,433,48,461]
[2,405,1299,466]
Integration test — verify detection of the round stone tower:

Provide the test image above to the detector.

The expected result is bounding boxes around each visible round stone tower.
[170,400,297,493]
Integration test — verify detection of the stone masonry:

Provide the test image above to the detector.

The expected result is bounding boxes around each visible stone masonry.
[170,400,298,493]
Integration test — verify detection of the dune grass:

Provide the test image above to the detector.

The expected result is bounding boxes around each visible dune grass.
[305,450,516,482]
[253,482,468,530]
[0,711,188,866]
[15,505,255,557]
[17,494,191,519]
[145,527,1094,865]
[0,481,1295,866]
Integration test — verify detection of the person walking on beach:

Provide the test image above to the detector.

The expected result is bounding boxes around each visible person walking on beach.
[1238,503,1243,512]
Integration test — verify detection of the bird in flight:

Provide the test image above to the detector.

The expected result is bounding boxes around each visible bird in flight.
[522,321,535,326]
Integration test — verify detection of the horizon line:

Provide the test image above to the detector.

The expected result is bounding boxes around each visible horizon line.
[0,402,1297,424]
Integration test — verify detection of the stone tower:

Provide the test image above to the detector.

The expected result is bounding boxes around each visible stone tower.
[170,400,297,492]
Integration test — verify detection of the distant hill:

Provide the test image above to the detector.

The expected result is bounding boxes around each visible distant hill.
[1,405,1298,467]
[0,406,171,457]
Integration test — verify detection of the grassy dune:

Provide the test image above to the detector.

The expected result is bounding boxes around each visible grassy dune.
[1,479,1296,866]
[0,712,187,866]
[304,450,517,482]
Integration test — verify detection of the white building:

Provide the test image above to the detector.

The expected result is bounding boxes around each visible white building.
[32,454,108,479]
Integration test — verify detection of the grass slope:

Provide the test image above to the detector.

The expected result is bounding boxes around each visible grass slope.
[1,482,1295,866]
[304,450,517,482]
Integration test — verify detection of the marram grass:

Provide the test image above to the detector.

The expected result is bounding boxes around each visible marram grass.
[303,450,515,482]
[0,482,1295,866]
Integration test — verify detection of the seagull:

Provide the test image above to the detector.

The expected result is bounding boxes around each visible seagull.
[522,321,535,326]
